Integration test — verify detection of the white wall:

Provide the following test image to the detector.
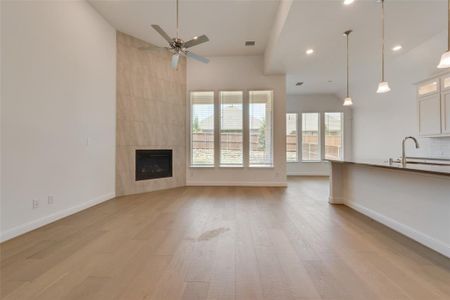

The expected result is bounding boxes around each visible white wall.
[330,163,450,257]
[352,32,450,161]
[1,1,116,241]
[286,94,352,176]
[186,56,286,186]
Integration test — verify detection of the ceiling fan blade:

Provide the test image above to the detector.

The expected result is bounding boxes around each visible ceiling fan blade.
[183,35,209,49]
[171,53,180,69]
[185,51,209,64]
[151,24,173,44]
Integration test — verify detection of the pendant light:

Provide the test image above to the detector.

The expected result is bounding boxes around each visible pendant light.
[437,0,450,68]
[376,0,391,93]
[343,30,353,106]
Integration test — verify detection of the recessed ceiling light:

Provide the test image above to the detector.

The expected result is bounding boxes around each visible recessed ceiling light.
[296,82,304,86]
[306,49,314,55]
[245,41,255,46]
[343,0,355,5]
[392,45,402,51]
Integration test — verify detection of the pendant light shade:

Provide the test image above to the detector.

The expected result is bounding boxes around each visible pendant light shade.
[377,81,391,93]
[343,97,353,106]
[438,51,450,69]
[376,0,391,94]
[343,30,353,106]
[437,0,450,68]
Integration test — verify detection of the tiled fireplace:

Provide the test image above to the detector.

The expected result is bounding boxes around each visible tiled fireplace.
[115,32,186,196]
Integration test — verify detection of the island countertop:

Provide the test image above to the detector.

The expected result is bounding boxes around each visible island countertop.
[327,159,450,177]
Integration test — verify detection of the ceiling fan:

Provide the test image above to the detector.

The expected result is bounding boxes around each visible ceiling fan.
[143,0,210,69]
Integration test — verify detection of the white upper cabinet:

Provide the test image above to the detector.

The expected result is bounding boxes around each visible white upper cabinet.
[418,94,441,136]
[441,73,450,134]
[416,72,450,137]
[417,79,439,97]
[442,74,450,91]
[441,91,450,134]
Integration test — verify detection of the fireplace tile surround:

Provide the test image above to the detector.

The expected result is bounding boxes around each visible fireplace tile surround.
[116,32,186,196]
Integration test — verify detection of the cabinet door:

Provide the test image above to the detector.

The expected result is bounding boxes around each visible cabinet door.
[417,79,439,97]
[418,94,441,136]
[441,74,450,92]
[442,90,450,134]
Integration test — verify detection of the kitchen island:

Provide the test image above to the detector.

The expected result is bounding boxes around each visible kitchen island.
[328,159,450,257]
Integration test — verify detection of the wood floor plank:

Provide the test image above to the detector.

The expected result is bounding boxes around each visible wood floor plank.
[1,177,449,300]
[181,281,209,300]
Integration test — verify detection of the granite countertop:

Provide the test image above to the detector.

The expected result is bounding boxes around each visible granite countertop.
[327,159,450,177]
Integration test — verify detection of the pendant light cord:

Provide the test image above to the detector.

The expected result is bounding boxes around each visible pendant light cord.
[346,31,350,98]
[381,0,385,82]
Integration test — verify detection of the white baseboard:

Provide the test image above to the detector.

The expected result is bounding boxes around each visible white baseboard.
[328,196,345,204]
[186,181,287,187]
[345,201,450,258]
[0,192,115,243]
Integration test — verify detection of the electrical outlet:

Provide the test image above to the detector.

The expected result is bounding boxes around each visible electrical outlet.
[48,196,54,205]
[32,199,39,209]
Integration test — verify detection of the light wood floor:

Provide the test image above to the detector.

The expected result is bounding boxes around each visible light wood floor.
[1,177,449,300]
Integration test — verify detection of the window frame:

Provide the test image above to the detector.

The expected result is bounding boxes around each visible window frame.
[301,112,322,162]
[286,112,299,163]
[219,90,245,168]
[324,112,344,161]
[248,90,274,168]
[189,91,216,167]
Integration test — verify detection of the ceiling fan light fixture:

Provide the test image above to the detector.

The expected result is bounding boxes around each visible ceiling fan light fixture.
[377,81,391,93]
[149,0,210,69]
[343,97,353,106]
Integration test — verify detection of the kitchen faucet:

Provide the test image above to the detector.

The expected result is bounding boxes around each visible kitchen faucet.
[401,136,419,167]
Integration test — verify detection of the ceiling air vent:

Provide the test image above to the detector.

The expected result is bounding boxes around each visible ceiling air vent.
[296,82,304,86]
[245,41,256,46]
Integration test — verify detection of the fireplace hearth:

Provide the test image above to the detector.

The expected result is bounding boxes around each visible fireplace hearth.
[135,149,172,181]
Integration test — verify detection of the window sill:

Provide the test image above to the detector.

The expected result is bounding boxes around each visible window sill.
[190,165,214,168]
[249,165,274,168]
[220,165,244,168]
[301,160,323,163]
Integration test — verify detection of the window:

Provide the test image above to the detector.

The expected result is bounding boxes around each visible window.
[302,113,320,161]
[220,91,243,166]
[190,91,215,166]
[286,113,298,162]
[249,91,273,166]
[324,112,344,160]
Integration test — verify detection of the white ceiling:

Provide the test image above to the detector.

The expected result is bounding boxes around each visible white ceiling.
[89,0,447,96]
[89,0,280,56]
[277,0,447,95]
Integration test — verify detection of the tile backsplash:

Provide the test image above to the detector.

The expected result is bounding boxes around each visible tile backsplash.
[418,137,450,159]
